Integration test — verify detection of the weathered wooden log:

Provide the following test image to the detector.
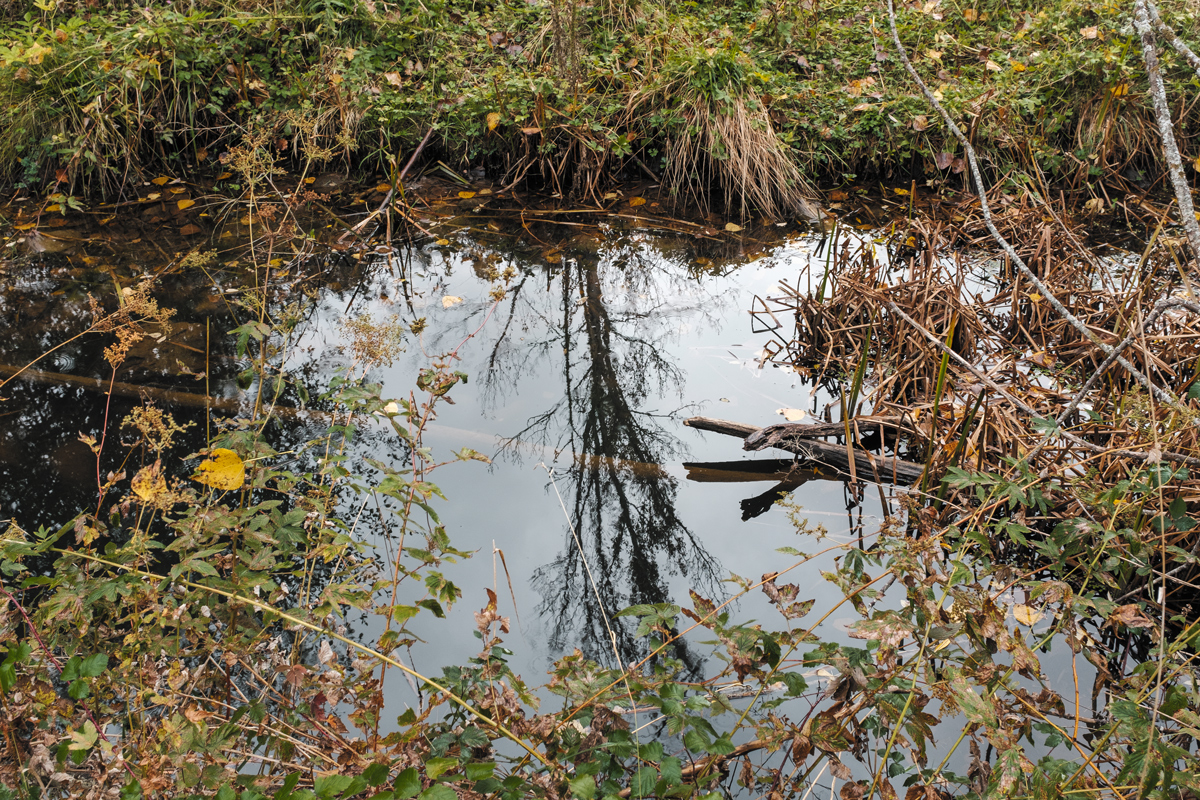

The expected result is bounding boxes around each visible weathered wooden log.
[684,416,927,485]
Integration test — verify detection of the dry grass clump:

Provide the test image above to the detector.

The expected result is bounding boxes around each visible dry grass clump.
[662,95,818,221]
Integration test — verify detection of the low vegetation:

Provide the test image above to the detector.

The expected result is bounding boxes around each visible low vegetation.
[1,0,1198,210]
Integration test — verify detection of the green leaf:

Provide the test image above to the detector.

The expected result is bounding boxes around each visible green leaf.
[630,767,657,798]
[363,764,390,787]
[425,757,458,780]
[782,672,808,696]
[417,786,457,800]
[394,768,421,800]
[81,653,108,677]
[706,734,736,756]
[464,762,494,781]
[68,679,91,700]
[569,775,597,800]
[314,775,354,798]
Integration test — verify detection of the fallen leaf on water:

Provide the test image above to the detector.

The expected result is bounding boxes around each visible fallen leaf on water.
[725,222,743,232]
[442,295,464,309]
[629,197,646,207]
[458,191,476,199]
[776,408,807,422]
[151,176,171,186]
[194,448,245,491]
[1013,605,1043,626]
[435,238,450,245]
[177,199,195,210]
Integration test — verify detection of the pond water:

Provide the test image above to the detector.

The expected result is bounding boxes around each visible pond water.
[0,199,1099,774]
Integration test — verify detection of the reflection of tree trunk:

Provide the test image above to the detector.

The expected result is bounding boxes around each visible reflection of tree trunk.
[532,260,722,674]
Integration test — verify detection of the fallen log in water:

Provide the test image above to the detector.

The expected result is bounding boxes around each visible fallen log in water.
[684,416,927,485]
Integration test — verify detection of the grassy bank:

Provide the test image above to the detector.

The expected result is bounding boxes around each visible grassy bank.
[1,0,1198,212]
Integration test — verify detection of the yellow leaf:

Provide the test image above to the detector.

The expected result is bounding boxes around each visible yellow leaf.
[177,199,195,210]
[194,448,245,491]
[169,187,186,194]
[375,183,393,193]
[151,176,170,186]
[1011,61,1027,72]
[441,295,464,309]
[15,223,35,231]
[1111,82,1128,97]
[776,408,806,422]
[435,238,450,245]
[629,197,646,207]
[147,193,161,201]
[458,191,476,199]
[487,111,501,131]
[1013,605,1043,626]
[218,172,233,180]
[44,204,61,212]
[1029,293,1042,303]
[893,187,910,195]
[132,462,168,504]
[725,222,743,232]
[268,258,283,267]
[962,8,977,20]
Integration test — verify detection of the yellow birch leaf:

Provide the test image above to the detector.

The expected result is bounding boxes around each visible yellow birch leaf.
[194,448,245,491]
[45,204,61,212]
[15,223,35,231]
[776,408,806,422]
[435,238,451,245]
[442,295,464,309]
[303,176,315,183]
[629,197,646,207]
[177,199,195,210]
[1013,605,1043,626]
[458,191,476,199]
[725,222,743,232]
[375,183,393,193]
[169,187,186,194]
[147,193,161,201]
[487,112,501,131]
[151,176,171,186]
[132,462,168,504]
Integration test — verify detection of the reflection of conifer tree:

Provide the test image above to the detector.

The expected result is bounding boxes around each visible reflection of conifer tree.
[497,247,726,672]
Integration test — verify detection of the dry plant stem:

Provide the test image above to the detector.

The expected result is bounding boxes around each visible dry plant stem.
[1133,0,1200,273]
[342,127,435,241]
[1026,297,1200,461]
[884,300,1200,468]
[885,0,1177,407]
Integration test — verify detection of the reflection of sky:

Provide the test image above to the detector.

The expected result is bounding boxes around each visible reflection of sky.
[289,224,899,710]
